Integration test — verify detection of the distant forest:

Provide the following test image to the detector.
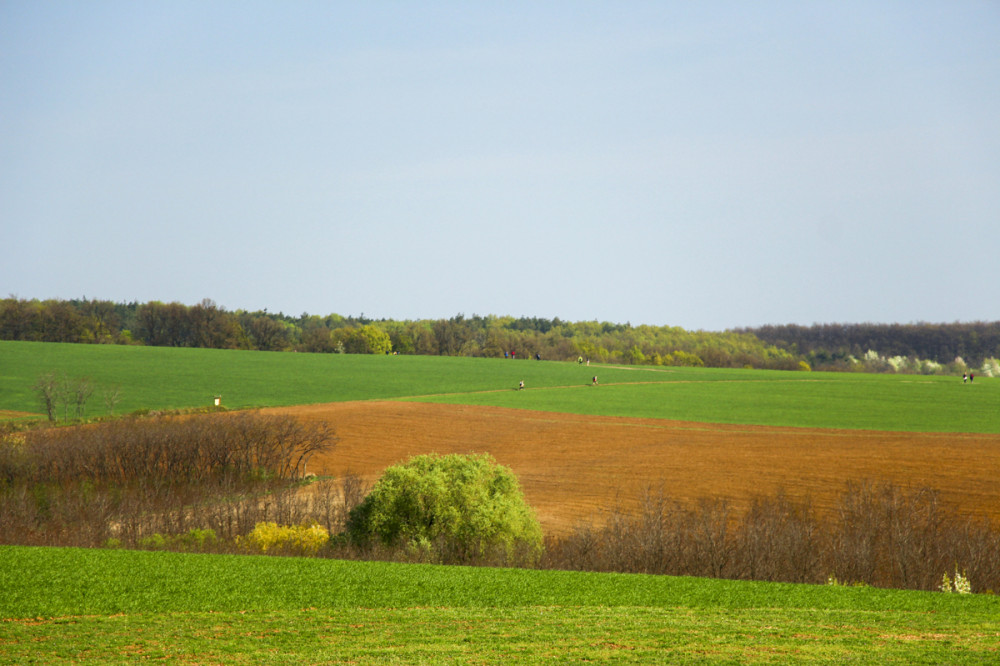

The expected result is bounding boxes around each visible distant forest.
[2,297,998,374]
[740,322,1000,372]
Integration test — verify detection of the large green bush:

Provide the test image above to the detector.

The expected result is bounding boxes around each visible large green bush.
[346,453,542,565]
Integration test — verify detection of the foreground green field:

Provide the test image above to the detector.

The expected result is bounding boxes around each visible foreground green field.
[2,546,998,663]
[2,340,996,432]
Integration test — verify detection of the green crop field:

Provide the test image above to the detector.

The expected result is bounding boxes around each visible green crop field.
[415,370,1000,432]
[2,340,997,432]
[2,546,999,663]
[0,340,646,415]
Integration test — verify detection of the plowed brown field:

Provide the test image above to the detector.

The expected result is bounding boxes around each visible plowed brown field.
[270,401,1000,535]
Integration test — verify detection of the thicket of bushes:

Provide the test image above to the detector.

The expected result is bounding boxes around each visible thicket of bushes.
[2,415,998,592]
[0,412,337,547]
[543,485,1000,593]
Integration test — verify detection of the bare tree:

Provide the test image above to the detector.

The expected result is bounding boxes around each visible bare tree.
[57,374,73,421]
[73,377,94,418]
[103,384,122,416]
[33,371,60,422]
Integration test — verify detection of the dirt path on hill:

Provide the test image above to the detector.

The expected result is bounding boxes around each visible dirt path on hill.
[266,401,1000,535]
[0,410,38,419]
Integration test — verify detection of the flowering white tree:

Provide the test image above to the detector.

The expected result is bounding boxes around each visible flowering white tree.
[919,359,942,375]
[887,356,908,372]
[940,568,972,594]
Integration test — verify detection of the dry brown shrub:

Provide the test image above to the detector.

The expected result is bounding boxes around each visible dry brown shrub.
[543,481,1000,592]
[0,412,337,547]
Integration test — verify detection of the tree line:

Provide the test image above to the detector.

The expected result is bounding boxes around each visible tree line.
[0,297,798,369]
[3,297,998,371]
[742,321,1000,370]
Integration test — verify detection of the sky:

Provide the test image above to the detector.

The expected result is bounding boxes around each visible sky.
[2,2,998,331]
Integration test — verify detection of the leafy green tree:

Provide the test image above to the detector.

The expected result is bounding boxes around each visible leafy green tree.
[384,321,415,354]
[136,301,191,347]
[299,326,335,353]
[407,321,439,355]
[432,317,469,355]
[0,298,42,340]
[244,314,292,351]
[337,324,392,354]
[40,300,87,343]
[75,298,120,343]
[626,345,646,364]
[189,299,243,349]
[346,453,542,564]
[667,350,704,367]
[358,324,392,354]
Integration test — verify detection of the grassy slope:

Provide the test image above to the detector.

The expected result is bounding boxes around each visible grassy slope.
[0,341,645,415]
[2,340,997,432]
[416,370,1000,432]
[2,546,999,663]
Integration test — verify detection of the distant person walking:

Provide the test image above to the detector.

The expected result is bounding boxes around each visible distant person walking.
[970,372,975,383]
[963,373,968,383]
[518,380,524,390]
[592,376,598,386]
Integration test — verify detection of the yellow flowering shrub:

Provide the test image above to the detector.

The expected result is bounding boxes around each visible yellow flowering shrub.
[238,522,330,556]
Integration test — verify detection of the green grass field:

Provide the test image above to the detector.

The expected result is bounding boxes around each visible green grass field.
[2,340,997,432]
[0,340,646,414]
[3,546,999,663]
[417,369,1000,432]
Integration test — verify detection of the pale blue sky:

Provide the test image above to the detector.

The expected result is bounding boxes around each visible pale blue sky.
[2,2,998,330]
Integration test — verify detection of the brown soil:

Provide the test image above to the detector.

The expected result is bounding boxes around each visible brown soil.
[0,410,38,420]
[269,401,1000,535]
